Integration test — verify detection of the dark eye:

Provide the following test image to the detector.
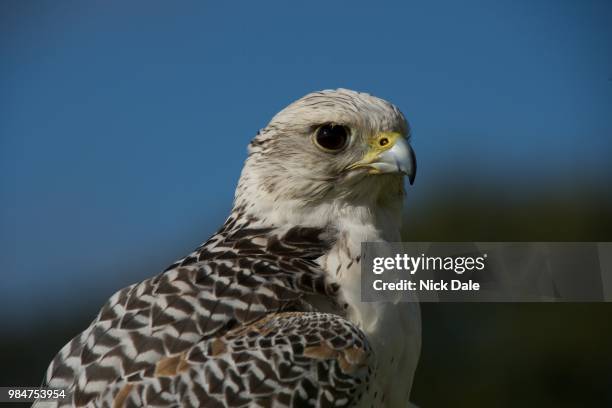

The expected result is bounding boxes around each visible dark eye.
[313,124,349,152]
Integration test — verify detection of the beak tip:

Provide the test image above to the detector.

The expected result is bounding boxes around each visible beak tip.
[408,143,416,185]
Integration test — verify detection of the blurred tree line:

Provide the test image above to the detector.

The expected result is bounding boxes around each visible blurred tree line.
[1,186,611,407]
[405,185,612,407]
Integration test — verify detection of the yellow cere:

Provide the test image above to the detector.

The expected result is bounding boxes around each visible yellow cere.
[347,131,403,174]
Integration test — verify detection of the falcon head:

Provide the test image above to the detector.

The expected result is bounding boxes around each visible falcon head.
[235,89,416,219]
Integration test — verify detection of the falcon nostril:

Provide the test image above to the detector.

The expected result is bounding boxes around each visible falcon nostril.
[379,137,389,147]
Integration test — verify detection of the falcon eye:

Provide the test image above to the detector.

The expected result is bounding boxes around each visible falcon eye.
[313,124,349,152]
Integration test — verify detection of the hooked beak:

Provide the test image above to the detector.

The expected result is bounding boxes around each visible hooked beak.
[346,132,417,185]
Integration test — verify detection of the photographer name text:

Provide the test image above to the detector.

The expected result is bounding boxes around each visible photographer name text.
[373,279,480,291]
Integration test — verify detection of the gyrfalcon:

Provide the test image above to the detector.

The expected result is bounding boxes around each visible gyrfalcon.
[37,89,420,407]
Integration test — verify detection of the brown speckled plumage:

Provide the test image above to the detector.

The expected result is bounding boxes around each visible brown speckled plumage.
[37,89,420,407]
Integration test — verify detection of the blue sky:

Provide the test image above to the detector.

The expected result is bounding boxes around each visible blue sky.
[1,0,611,331]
